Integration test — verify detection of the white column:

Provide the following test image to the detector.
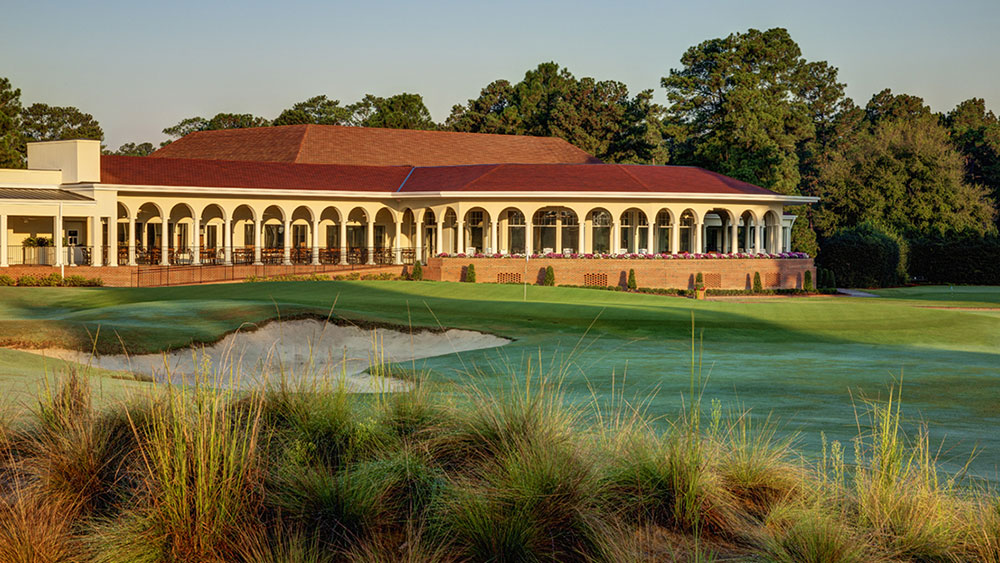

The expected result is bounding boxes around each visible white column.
[743,218,752,253]
[282,218,292,265]
[754,225,762,254]
[128,216,137,265]
[435,221,443,255]
[89,217,98,266]
[393,220,402,264]
[730,218,739,254]
[192,215,201,265]
[611,222,620,254]
[253,218,262,265]
[416,219,424,262]
[457,220,465,254]
[646,222,654,254]
[577,220,585,254]
[489,219,498,254]
[555,215,563,253]
[54,210,63,266]
[694,221,703,255]
[160,219,169,266]
[777,224,785,254]
[339,221,348,265]
[0,213,7,267]
[311,219,321,265]
[526,221,534,255]
[671,221,680,254]
[366,219,375,264]
[108,217,118,266]
[223,216,232,265]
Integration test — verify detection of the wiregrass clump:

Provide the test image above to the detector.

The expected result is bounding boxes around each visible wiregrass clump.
[0,355,997,562]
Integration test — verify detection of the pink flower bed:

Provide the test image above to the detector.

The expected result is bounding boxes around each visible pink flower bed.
[436,251,809,260]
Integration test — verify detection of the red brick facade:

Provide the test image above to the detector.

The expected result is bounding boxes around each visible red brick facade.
[425,257,815,290]
[1,264,405,287]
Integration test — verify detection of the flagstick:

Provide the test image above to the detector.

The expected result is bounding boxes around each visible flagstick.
[523,252,528,301]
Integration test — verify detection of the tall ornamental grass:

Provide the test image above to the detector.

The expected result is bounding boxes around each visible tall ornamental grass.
[0,334,996,561]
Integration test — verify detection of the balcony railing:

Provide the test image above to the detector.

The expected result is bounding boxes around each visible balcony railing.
[231,247,254,265]
[4,245,420,267]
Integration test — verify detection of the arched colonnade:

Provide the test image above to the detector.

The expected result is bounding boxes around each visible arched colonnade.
[114,199,787,266]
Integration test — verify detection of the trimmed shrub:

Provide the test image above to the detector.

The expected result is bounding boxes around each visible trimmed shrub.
[753,272,763,293]
[61,275,88,287]
[465,263,476,283]
[627,268,637,290]
[694,272,705,290]
[803,270,813,292]
[819,222,907,288]
[411,261,423,281]
[17,274,41,287]
[909,233,1000,284]
[543,265,555,286]
[816,268,828,289]
[0,274,14,286]
[40,273,62,287]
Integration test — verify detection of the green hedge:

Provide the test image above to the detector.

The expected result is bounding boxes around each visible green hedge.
[818,222,907,288]
[0,273,103,287]
[908,234,1000,284]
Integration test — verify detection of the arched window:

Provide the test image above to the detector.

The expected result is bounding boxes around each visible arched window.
[679,210,696,253]
[591,210,612,254]
[506,210,526,254]
[656,211,672,254]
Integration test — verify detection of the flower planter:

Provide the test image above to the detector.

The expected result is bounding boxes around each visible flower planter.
[695,287,707,300]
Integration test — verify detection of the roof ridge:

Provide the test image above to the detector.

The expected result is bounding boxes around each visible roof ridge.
[293,125,310,162]
[395,167,416,192]
[462,164,505,190]
[617,164,652,191]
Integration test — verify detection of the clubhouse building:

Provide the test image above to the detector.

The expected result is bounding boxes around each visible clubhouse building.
[0,125,816,288]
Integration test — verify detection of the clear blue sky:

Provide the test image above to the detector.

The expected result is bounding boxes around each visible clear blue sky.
[3,0,998,149]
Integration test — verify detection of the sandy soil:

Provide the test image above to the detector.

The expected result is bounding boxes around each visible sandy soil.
[23,320,510,392]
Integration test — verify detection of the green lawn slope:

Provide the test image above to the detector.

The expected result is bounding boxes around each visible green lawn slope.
[1,282,998,477]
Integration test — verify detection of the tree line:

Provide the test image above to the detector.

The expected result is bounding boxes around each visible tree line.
[2,27,998,257]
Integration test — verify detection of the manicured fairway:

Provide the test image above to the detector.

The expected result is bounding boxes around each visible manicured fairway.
[1,282,999,478]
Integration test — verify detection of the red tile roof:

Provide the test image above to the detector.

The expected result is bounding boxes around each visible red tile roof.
[101,155,411,192]
[101,155,778,197]
[150,124,602,166]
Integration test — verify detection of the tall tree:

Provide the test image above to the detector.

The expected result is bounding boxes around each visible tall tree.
[661,27,848,254]
[273,95,352,126]
[20,103,103,143]
[945,98,1000,225]
[107,142,156,156]
[350,93,437,130]
[662,28,846,194]
[0,77,23,168]
[448,62,667,164]
[162,112,270,140]
[812,90,995,237]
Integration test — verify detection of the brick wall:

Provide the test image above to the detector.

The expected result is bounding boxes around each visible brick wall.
[1,265,135,286]
[1,264,406,287]
[426,257,815,290]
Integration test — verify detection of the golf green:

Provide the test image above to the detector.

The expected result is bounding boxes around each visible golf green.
[1,282,997,478]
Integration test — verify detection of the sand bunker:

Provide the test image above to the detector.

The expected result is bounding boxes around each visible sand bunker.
[26,319,510,392]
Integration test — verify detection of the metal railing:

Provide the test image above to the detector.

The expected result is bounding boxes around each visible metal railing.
[4,245,419,269]
[199,247,226,265]
[6,245,56,266]
[231,248,254,265]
